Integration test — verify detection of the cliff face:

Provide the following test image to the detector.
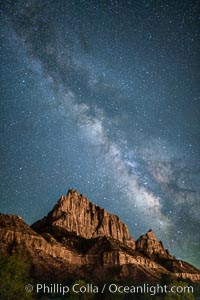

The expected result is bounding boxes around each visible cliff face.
[136,229,171,258]
[32,189,135,249]
[1,189,200,284]
[0,214,161,282]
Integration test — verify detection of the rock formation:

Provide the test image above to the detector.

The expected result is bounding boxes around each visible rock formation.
[32,189,135,249]
[0,189,200,284]
[136,229,171,258]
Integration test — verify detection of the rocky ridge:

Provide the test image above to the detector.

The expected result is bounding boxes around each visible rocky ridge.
[0,189,200,284]
[136,229,171,258]
[32,189,135,249]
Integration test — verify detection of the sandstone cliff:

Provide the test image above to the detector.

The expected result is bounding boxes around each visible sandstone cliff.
[136,229,171,258]
[0,214,163,282]
[32,189,135,249]
[1,189,200,284]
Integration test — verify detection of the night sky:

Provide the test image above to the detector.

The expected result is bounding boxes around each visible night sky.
[0,1,199,268]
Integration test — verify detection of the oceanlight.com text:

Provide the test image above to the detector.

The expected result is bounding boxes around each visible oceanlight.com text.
[25,282,194,296]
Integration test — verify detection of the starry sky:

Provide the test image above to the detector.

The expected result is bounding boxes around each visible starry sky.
[0,0,199,267]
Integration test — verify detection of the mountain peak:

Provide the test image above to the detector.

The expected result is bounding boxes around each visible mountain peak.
[136,229,171,258]
[1,189,200,284]
[146,229,157,238]
[31,189,136,249]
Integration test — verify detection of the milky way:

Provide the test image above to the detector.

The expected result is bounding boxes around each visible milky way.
[0,1,199,267]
